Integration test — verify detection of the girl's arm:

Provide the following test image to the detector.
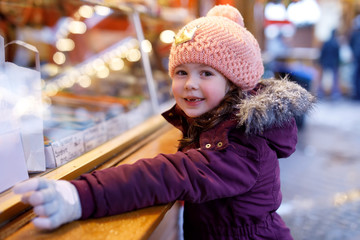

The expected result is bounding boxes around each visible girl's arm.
[72,144,259,219]
[13,138,260,228]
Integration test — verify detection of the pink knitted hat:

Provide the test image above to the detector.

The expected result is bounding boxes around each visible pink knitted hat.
[168,5,264,91]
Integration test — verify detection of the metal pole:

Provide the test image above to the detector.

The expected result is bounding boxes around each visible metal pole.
[130,11,159,114]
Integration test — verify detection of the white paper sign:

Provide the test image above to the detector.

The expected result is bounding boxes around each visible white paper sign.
[83,122,107,152]
[51,131,85,167]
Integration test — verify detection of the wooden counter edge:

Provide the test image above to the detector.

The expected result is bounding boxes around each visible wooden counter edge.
[5,203,175,240]
[2,117,183,240]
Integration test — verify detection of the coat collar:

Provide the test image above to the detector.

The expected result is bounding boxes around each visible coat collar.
[161,104,187,133]
[235,78,315,134]
[162,104,238,151]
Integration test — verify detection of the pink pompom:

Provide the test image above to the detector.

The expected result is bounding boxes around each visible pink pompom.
[206,5,244,27]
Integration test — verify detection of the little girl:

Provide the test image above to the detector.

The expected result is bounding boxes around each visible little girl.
[14,5,315,240]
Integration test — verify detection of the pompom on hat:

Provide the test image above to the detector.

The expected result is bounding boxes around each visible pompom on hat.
[168,5,264,91]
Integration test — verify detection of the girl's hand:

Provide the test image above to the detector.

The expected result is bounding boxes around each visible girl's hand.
[13,178,82,230]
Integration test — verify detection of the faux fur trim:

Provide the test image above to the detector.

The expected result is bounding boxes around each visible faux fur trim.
[236,78,316,134]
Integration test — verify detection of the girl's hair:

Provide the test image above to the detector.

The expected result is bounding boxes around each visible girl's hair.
[178,82,244,150]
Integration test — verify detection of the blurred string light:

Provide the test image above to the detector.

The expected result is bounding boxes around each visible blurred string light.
[53,52,66,65]
[141,39,152,53]
[81,64,97,76]
[51,4,112,69]
[46,35,146,95]
[126,49,141,62]
[44,4,120,97]
[128,38,140,49]
[56,38,75,51]
[68,20,87,34]
[52,5,95,66]
[96,66,110,79]
[44,82,59,96]
[58,75,76,88]
[78,5,94,18]
[43,0,154,99]
[103,51,117,63]
[94,5,112,16]
[109,58,125,71]
[42,64,59,77]
[159,30,175,44]
[116,46,128,58]
[78,75,92,88]
[92,58,106,71]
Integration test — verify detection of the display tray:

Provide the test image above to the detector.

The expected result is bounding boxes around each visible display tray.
[0,115,182,239]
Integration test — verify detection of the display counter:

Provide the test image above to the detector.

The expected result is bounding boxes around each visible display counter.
[0,0,182,179]
[1,116,182,239]
[0,0,196,238]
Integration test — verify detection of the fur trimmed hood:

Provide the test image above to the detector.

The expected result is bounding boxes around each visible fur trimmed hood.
[236,78,316,134]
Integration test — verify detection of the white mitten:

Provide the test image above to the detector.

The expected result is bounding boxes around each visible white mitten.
[13,178,82,230]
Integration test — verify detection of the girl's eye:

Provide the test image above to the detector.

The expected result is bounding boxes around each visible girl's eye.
[175,70,187,76]
[201,71,213,77]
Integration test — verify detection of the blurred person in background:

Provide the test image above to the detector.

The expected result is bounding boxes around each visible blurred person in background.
[349,15,360,100]
[317,29,342,100]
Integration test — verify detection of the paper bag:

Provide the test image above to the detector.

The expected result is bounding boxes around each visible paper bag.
[0,123,29,193]
[0,37,29,192]
[1,38,46,172]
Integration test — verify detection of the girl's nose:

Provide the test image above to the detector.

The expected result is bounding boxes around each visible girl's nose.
[185,77,198,90]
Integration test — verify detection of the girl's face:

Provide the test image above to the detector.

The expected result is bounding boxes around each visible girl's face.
[172,63,229,118]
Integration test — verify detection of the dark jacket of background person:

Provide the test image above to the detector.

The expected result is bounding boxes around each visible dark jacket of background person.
[350,27,360,62]
[318,30,340,70]
[350,21,360,99]
[71,79,315,240]
[316,29,342,99]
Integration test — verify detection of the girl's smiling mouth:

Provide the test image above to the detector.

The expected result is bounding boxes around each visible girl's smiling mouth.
[184,97,204,102]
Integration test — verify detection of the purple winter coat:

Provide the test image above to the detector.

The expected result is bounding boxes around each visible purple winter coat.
[71,79,315,240]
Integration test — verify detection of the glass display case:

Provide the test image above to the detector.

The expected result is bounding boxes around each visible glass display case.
[0,0,198,237]
[1,0,169,170]
[0,0,192,176]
